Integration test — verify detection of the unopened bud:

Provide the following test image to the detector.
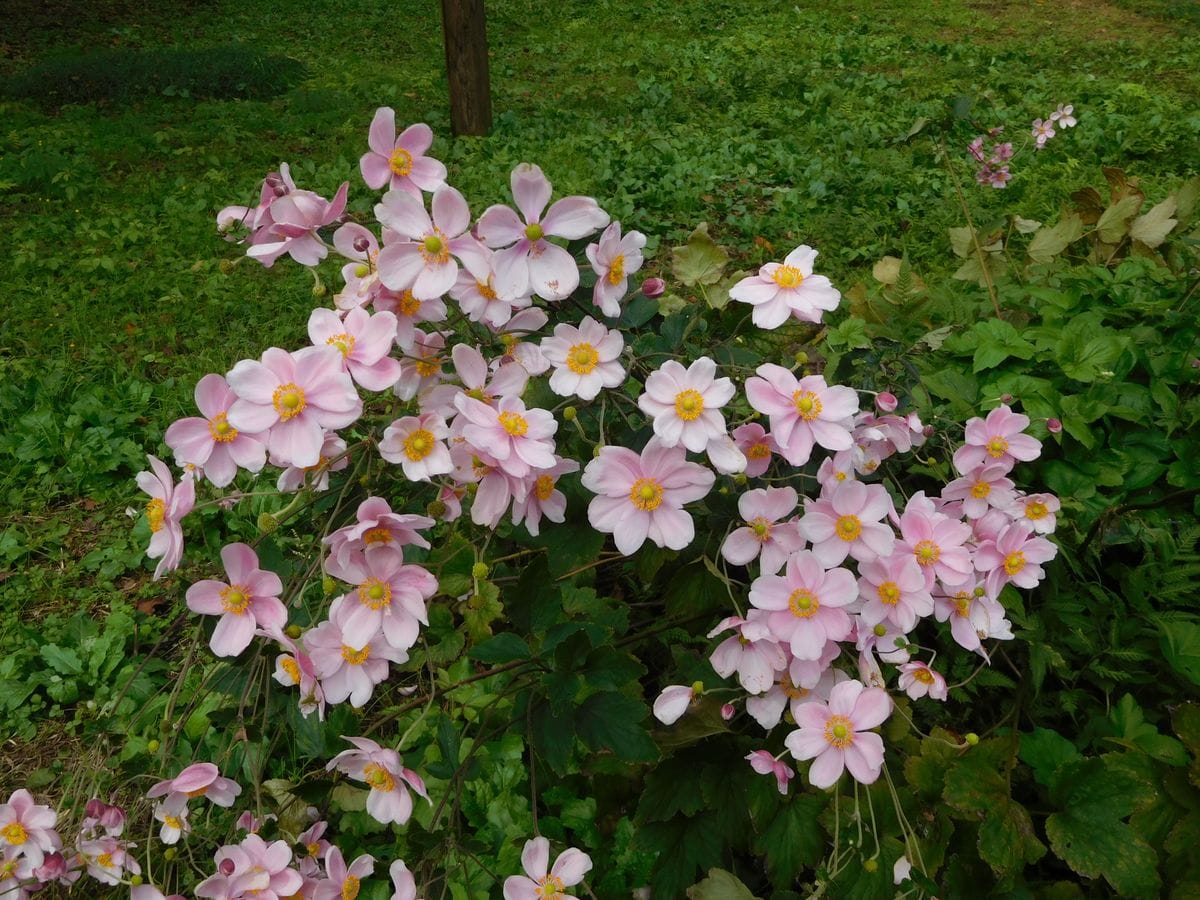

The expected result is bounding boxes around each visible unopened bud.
[863,859,879,873]
[273,184,287,198]
[85,798,107,820]
[690,681,705,697]
[641,277,666,298]
[147,739,160,753]
[922,425,935,438]
[873,623,887,637]
[99,804,126,832]
[794,351,809,366]
[130,875,143,886]
[965,732,980,746]
[163,848,177,861]
[720,703,735,721]
[312,280,327,299]
[322,576,336,596]
[426,500,448,518]
[875,391,899,413]
[353,236,371,253]
[733,473,747,485]
[218,258,236,275]
[285,624,303,640]
[1190,358,1200,369]
[472,562,490,579]
[1000,393,1014,404]
[562,406,577,422]
[258,512,278,534]
[1046,417,1062,434]
[264,173,283,189]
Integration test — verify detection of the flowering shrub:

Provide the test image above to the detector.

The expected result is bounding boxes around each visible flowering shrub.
[7,100,1200,899]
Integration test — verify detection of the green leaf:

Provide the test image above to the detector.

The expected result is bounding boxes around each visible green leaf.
[1045,756,1160,897]
[463,581,504,643]
[753,794,825,883]
[687,868,760,900]
[639,814,723,899]
[1020,728,1081,789]
[40,644,83,676]
[672,223,729,287]
[1129,196,1178,248]
[1096,195,1143,244]
[1160,621,1200,687]
[825,317,872,351]
[1107,694,1188,766]
[530,701,575,776]
[1028,213,1084,264]
[468,633,531,664]
[971,318,1036,373]
[574,692,658,762]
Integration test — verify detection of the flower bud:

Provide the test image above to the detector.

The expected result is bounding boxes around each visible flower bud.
[965,732,980,746]
[85,798,107,820]
[99,804,126,832]
[472,562,490,579]
[733,473,747,486]
[641,277,666,298]
[353,236,371,253]
[322,576,336,596]
[1046,417,1062,434]
[922,424,935,438]
[312,279,327,299]
[1190,358,1200,369]
[163,847,177,861]
[562,406,577,422]
[863,859,879,873]
[720,703,736,721]
[218,258,236,275]
[426,499,448,518]
[258,512,278,534]
[273,184,287,198]
[285,624,303,640]
[690,680,705,696]
[34,852,66,882]
[875,391,899,413]
[1000,393,1014,404]
[130,875,143,886]
[794,351,809,366]
[147,739,160,753]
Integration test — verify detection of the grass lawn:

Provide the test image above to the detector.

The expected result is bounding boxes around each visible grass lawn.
[1,0,1198,728]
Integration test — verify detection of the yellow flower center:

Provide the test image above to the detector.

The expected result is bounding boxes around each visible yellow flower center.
[524,223,544,241]
[835,471,848,481]
[358,578,393,610]
[403,428,435,461]
[824,714,854,749]
[912,667,935,685]
[397,290,421,317]
[607,254,626,285]
[185,787,208,798]
[306,841,321,858]
[326,332,356,359]
[208,412,238,443]
[914,540,941,565]
[363,763,395,792]
[477,279,498,300]
[163,814,183,830]
[498,411,529,436]
[220,585,252,615]
[272,383,307,421]
[674,389,705,421]
[535,474,557,502]
[536,875,567,899]
[146,497,166,533]
[629,477,664,511]
[780,673,810,700]
[835,514,862,542]
[566,343,599,375]
[342,875,361,900]
[788,588,820,618]
[746,442,771,460]
[986,436,1010,458]
[970,481,991,499]
[1003,551,1026,576]
[421,231,449,263]
[877,581,900,605]
[953,591,971,617]
[772,265,805,289]
[341,645,371,665]
[1,822,28,845]
[1025,501,1048,520]
[792,390,822,421]
[363,526,392,545]
[750,517,772,541]
[414,356,442,378]
[280,656,301,684]
[96,852,114,869]
[388,147,413,177]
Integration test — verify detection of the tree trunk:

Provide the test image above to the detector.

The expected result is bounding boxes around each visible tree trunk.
[440,0,493,136]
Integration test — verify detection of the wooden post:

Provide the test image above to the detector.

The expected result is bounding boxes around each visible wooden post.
[440,0,493,136]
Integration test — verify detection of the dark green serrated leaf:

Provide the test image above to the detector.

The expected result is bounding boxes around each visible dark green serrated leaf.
[575,692,658,762]
[468,632,531,664]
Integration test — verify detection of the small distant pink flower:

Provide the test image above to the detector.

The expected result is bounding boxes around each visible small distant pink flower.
[785,679,892,789]
[305,596,408,707]
[272,641,326,721]
[335,547,437,651]
[165,374,267,488]
[511,456,581,537]
[748,551,858,660]
[153,795,190,846]
[359,109,447,197]
[745,365,859,466]
[968,136,986,162]
[857,552,933,632]
[477,163,610,301]
[295,820,331,876]
[200,834,300,899]
[503,837,592,900]
[395,329,448,400]
[746,751,795,795]
[638,357,736,454]
[732,423,777,477]
[376,187,487,301]
[380,412,453,481]
[653,684,698,725]
[0,790,59,869]
[1031,117,1056,148]
[307,307,402,392]
[1008,492,1060,534]
[1,849,35,899]
[314,847,374,900]
[728,244,841,329]
[147,763,242,808]
[137,455,195,580]
[942,463,1015,519]
[540,316,626,401]
[974,521,1057,596]
[226,346,362,469]
[455,394,558,478]
[586,221,646,317]
[896,493,974,591]
[245,180,349,268]
[798,480,895,567]
[985,166,1012,189]
[898,661,948,701]
[708,616,788,695]
[78,835,140,886]
[721,486,804,575]
[1049,104,1076,128]
[326,736,430,826]
[582,438,715,555]
[491,308,551,375]
[816,453,857,490]
[933,582,1009,656]
[186,542,286,657]
[450,248,529,328]
[323,497,434,582]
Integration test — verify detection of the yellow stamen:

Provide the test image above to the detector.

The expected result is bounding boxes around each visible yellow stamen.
[566,343,599,375]
[1,822,28,845]
[607,254,626,285]
[536,875,567,899]
[498,411,529,436]
[985,437,1009,458]
[746,442,771,460]
[414,356,442,378]
[388,147,413,177]
[342,875,361,900]
[208,412,238,443]
[272,383,307,421]
[477,280,498,301]
[835,514,862,542]
[403,428,435,461]
[788,588,820,619]
[146,498,166,533]
[1003,551,1026,576]
[823,714,854,749]
[326,333,356,359]
[163,814,183,830]
[674,389,705,422]
[772,264,805,289]
[357,578,393,610]
[397,290,421,317]
[362,526,392,545]
[970,481,991,499]
[877,581,900,606]
[363,763,395,792]
[341,645,371,665]
[914,540,941,566]
[1025,501,1048,520]
[912,668,934,684]
[780,673,810,700]
[280,656,301,684]
[629,477,664,511]
[792,390,822,421]
[535,474,556,502]
[220,585,251,615]
[750,517,772,542]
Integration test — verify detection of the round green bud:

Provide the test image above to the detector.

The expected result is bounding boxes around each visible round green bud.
[322,576,336,596]
[311,281,327,299]
[690,681,705,696]
[472,562,490,579]
[718,486,730,495]
[965,732,980,746]
[285,624,303,640]
[258,512,278,534]
[130,875,144,886]
[218,258,236,275]
[863,859,879,873]
[468,593,485,610]
[147,739,160,753]
[794,351,809,366]
[163,848,177,861]
[426,499,448,518]
[733,473,748,485]
[562,406,578,422]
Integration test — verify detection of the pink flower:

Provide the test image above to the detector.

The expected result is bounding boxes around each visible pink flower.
[511,456,580,537]
[1,849,35,900]
[186,543,286,657]
[314,847,374,900]
[582,438,715,555]
[0,790,59,869]
[376,186,487,301]
[273,641,326,720]
[731,423,777,477]
[198,834,301,899]
[307,307,402,392]
[638,357,736,454]
[746,751,795,795]
[540,317,626,401]
[331,222,384,311]
[153,795,190,845]
[974,521,1057,595]
[897,661,948,701]
[245,180,349,268]
[746,660,846,730]
[968,136,986,163]
[226,346,361,469]
[389,860,420,900]
[933,583,1010,656]
[896,493,974,591]
[745,365,859,466]
[217,166,294,242]
[165,374,267,488]
[641,277,666,298]
[708,616,788,695]
[785,679,891,788]
[274,430,348,492]
[334,547,436,651]
[1008,492,1060,534]
[1050,104,1076,127]
[78,835,140,886]
[798,480,895,567]
[450,445,525,529]
[857,552,933,632]
[728,244,841,329]
[395,329,448,400]
[586,221,646,317]
[450,248,529,328]
[721,486,804,574]
[477,163,610,301]
[421,343,530,419]
[875,392,898,413]
[295,820,330,875]
[454,394,558,479]
[749,551,858,660]
[147,763,242,808]
[137,455,195,580]
[491,308,551,375]
[942,463,1015,519]
[323,497,433,582]
[380,412,453,481]
[503,837,592,900]
[652,684,698,725]
[816,454,856,491]
[1032,117,1057,147]
[326,736,429,826]
[359,109,447,197]
[985,166,1012,189]
[305,596,408,707]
